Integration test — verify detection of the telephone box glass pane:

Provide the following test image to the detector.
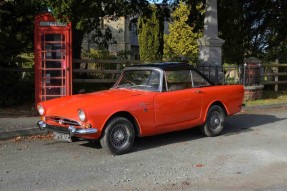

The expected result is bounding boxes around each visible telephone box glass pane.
[43,87,66,97]
[42,70,62,78]
[44,61,62,68]
[42,44,65,59]
[42,48,66,59]
[42,34,65,41]
[42,43,65,50]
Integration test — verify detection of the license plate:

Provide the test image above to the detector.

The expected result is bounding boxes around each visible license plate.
[53,132,71,142]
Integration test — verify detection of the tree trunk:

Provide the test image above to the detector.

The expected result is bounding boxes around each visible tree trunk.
[72,27,84,69]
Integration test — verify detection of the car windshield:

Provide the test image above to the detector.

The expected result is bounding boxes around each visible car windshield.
[114,70,161,91]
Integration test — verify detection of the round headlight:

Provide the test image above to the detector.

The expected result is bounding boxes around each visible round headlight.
[78,109,86,122]
[37,104,45,115]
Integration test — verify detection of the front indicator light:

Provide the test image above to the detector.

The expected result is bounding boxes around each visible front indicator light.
[82,123,92,129]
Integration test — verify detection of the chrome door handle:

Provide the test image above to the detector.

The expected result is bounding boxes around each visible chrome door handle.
[194,90,202,93]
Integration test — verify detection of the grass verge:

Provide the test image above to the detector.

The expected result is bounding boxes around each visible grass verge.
[245,90,287,106]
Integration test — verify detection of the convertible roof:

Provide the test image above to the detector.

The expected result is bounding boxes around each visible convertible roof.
[127,62,214,85]
[128,62,194,71]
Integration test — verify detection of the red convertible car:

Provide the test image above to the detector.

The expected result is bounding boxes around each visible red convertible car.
[37,62,244,155]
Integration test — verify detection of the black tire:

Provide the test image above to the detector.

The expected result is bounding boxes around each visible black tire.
[71,136,80,142]
[201,105,225,137]
[100,117,135,155]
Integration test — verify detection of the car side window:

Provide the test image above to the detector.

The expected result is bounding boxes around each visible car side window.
[191,71,210,87]
[165,70,192,91]
[146,70,160,90]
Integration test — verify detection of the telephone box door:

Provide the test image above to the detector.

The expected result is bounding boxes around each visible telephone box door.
[34,14,72,104]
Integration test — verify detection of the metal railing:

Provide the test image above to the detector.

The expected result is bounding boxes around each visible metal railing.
[197,63,287,90]
[197,63,261,86]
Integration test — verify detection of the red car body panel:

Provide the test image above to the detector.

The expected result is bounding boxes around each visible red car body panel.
[40,84,244,140]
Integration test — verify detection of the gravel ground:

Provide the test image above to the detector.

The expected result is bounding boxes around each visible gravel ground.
[0,109,287,191]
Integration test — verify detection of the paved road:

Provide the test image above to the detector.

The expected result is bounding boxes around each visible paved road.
[0,109,287,191]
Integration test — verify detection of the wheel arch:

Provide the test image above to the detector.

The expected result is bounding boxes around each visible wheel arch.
[211,101,228,116]
[103,111,140,137]
[203,101,228,122]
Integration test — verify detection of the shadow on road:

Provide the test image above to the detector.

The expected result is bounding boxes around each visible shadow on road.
[79,112,286,153]
[133,128,203,152]
[223,113,286,136]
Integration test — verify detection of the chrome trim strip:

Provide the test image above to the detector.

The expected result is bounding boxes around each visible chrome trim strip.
[68,126,98,136]
[37,121,98,136]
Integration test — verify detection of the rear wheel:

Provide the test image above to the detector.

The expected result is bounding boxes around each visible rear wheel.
[201,105,225,137]
[100,117,135,155]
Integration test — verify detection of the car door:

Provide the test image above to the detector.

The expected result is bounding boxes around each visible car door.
[154,89,203,128]
[154,70,203,129]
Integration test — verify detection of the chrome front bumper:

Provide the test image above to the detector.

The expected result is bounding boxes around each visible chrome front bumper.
[37,121,98,136]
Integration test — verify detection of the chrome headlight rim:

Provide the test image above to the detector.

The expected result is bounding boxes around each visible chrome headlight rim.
[37,104,45,115]
[78,109,87,122]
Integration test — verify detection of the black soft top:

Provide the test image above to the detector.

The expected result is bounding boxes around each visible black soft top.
[128,62,194,71]
[127,62,214,85]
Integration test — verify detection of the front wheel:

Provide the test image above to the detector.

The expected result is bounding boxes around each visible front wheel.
[100,117,135,155]
[201,105,225,137]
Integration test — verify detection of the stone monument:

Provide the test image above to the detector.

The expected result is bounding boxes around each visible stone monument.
[197,0,225,83]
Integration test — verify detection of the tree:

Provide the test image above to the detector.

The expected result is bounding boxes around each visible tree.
[176,0,205,33]
[164,1,203,63]
[0,0,44,62]
[218,0,287,63]
[0,0,45,106]
[137,4,165,61]
[217,0,246,64]
[43,0,150,63]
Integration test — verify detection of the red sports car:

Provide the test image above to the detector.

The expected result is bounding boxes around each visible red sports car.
[37,62,244,155]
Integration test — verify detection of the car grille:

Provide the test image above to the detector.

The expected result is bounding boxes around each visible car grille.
[46,116,81,127]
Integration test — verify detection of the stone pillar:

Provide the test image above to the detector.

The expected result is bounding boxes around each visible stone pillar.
[197,0,225,83]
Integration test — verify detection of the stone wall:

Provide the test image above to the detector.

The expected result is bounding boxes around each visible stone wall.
[82,16,131,56]
[104,16,131,55]
[244,85,264,101]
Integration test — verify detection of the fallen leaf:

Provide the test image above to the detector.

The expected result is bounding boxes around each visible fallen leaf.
[195,164,204,168]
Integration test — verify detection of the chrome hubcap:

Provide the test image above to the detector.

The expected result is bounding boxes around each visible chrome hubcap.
[110,124,129,149]
[115,131,125,141]
[208,111,221,131]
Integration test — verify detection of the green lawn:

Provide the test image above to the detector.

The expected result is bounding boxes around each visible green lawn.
[245,90,287,106]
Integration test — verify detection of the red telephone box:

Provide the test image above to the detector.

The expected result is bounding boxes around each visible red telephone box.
[34,13,72,104]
